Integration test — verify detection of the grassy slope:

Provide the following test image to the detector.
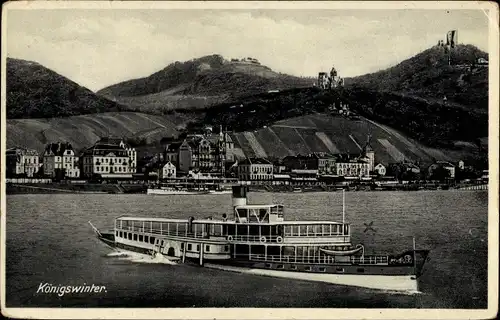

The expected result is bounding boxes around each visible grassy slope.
[345,44,488,110]
[230,113,477,165]
[7,58,129,119]
[97,55,313,112]
[6,112,183,153]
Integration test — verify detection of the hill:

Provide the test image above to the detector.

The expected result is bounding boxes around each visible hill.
[6,58,129,119]
[6,112,185,153]
[345,44,488,110]
[97,54,313,112]
[228,113,477,165]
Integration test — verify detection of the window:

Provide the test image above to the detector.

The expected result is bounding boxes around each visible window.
[119,231,123,238]
[133,234,137,241]
[336,267,344,273]
[150,237,155,244]
[196,245,200,252]
[224,245,229,252]
[128,233,132,240]
[319,267,326,272]
[265,263,272,268]
[188,244,192,250]
[305,266,312,271]
[181,243,185,250]
[205,245,210,252]
[139,235,143,242]
[115,231,118,236]
[277,264,284,269]
[290,265,297,270]
[145,236,149,243]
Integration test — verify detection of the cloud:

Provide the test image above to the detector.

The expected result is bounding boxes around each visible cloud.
[6,9,490,92]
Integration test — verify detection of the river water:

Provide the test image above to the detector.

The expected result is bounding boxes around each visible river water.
[5,190,488,308]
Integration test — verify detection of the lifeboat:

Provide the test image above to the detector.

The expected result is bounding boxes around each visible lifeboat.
[320,244,364,256]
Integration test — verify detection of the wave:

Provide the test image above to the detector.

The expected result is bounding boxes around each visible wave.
[107,250,178,265]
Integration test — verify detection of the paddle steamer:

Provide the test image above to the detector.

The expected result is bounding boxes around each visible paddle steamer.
[90,186,429,292]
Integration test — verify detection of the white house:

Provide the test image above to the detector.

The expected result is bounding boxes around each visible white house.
[374,163,386,176]
[159,162,176,179]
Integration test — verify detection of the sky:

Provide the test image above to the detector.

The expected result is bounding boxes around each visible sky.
[6,7,491,92]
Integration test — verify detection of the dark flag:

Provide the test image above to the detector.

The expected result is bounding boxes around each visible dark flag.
[446,30,458,48]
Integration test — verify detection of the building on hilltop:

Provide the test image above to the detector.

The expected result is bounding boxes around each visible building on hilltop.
[43,142,80,179]
[6,147,41,178]
[318,66,344,90]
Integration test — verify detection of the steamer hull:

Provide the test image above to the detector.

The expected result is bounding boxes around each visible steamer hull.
[91,186,430,293]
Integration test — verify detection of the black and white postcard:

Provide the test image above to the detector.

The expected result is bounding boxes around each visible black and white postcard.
[1,1,498,319]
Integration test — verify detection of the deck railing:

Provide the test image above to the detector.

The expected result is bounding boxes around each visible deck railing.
[243,254,390,265]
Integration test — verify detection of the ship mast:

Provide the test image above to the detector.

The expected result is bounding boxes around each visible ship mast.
[342,189,345,224]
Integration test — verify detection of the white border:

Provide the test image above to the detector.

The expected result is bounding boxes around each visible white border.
[1,1,498,319]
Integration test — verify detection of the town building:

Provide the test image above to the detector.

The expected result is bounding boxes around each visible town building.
[374,163,387,176]
[158,161,176,180]
[335,159,370,177]
[5,147,41,178]
[428,161,456,179]
[237,158,274,181]
[81,137,136,178]
[43,142,80,178]
[165,126,234,175]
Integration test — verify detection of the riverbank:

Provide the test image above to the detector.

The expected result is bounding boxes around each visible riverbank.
[5,182,487,195]
[6,183,147,195]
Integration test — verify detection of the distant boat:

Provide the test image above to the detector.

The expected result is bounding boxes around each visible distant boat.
[147,187,209,195]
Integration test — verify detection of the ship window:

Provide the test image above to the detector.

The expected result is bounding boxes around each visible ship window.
[336,267,344,273]
[150,237,155,244]
[115,231,118,236]
[290,265,297,270]
[277,264,284,269]
[225,245,229,252]
[265,263,272,268]
[196,245,200,251]
[181,243,184,250]
[133,234,138,241]
[139,235,143,242]
[188,244,192,251]
[128,233,132,240]
[305,266,312,271]
[205,245,210,252]
[145,236,149,243]
[319,267,326,272]
[357,268,365,273]
[119,231,123,238]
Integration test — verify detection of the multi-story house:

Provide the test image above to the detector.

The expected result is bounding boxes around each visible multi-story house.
[169,127,235,175]
[43,142,80,178]
[237,158,274,181]
[5,147,41,178]
[98,137,137,173]
[81,138,136,178]
[335,153,370,177]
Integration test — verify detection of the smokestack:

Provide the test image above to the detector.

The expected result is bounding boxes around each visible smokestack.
[232,185,247,207]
